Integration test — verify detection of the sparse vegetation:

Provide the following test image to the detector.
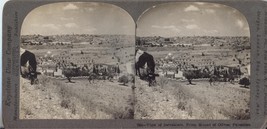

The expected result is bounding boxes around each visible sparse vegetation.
[20,74,134,119]
[221,108,250,120]
[135,78,250,120]
[21,34,250,120]
[113,108,134,119]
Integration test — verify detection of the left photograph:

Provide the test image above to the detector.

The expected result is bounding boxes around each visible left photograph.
[20,2,136,119]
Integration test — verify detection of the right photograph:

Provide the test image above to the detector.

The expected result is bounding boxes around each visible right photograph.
[135,2,250,119]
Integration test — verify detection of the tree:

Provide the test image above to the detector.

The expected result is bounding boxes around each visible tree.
[114,66,117,73]
[63,68,78,83]
[93,66,97,74]
[183,70,199,85]
[117,65,120,74]
[104,68,107,73]
[239,77,250,87]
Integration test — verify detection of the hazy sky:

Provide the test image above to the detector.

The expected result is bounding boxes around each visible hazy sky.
[137,2,250,37]
[21,2,135,35]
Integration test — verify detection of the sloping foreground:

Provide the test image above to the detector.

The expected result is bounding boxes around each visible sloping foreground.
[20,75,249,119]
[135,77,250,119]
[20,75,134,119]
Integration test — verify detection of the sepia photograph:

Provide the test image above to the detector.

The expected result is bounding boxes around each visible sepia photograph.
[19,1,251,121]
[19,2,136,119]
[3,0,267,128]
[135,2,250,120]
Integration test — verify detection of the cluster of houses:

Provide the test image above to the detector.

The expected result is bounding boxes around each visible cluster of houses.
[136,36,250,80]
[154,51,250,80]
[154,54,214,79]
[36,50,135,78]
[37,50,106,77]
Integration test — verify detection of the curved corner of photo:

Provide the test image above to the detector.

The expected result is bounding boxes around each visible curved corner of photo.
[135,2,250,120]
[19,1,251,120]
[19,2,135,119]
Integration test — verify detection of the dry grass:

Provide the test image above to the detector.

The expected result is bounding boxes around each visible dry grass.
[135,77,250,120]
[157,77,169,89]
[135,78,192,119]
[21,74,249,120]
[20,75,134,119]
[54,78,134,119]
[113,107,134,119]
[221,108,249,120]
[172,80,250,119]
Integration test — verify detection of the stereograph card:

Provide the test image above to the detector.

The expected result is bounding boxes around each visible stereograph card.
[2,0,267,129]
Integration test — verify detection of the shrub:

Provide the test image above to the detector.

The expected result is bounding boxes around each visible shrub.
[118,75,129,86]
[60,98,77,115]
[113,108,134,119]
[221,108,250,120]
[61,99,71,109]
[239,77,250,87]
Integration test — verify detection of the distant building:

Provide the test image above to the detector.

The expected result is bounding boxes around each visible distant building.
[166,71,175,78]
[45,69,54,77]
[175,71,184,79]
[54,69,63,77]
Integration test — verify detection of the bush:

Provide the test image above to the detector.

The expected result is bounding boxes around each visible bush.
[177,101,187,110]
[63,68,79,82]
[221,108,250,120]
[239,77,250,87]
[60,98,76,114]
[118,75,129,86]
[61,99,71,109]
[128,74,135,83]
[113,108,134,119]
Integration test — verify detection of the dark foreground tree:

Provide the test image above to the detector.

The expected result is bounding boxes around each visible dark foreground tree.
[239,77,250,88]
[63,68,79,83]
[183,70,200,85]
